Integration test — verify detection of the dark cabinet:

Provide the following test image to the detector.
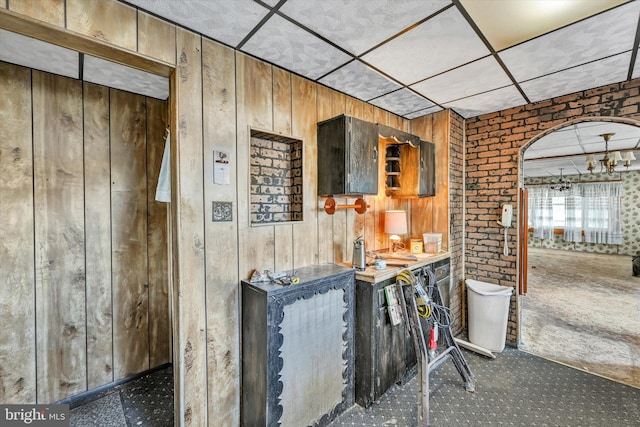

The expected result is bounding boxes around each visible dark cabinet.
[241,264,355,427]
[419,140,436,197]
[317,114,379,196]
[354,256,450,407]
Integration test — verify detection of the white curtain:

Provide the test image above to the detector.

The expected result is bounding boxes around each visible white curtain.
[528,186,555,240]
[563,186,582,243]
[580,182,623,244]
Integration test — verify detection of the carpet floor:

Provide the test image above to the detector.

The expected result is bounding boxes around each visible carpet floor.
[521,247,640,388]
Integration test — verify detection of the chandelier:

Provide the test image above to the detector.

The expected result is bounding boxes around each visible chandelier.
[585,133,636,174]
[550,168,571,192]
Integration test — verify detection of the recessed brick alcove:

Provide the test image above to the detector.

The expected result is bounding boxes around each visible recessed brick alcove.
[250,129,303,225]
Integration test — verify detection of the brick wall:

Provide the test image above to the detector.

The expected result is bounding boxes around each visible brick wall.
[449,111,465,335]
[464,78,640,345]
[250,136,303,224]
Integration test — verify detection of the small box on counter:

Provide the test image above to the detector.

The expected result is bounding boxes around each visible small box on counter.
[423,233,442,254]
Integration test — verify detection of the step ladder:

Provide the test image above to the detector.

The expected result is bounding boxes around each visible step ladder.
[397,267,475,427]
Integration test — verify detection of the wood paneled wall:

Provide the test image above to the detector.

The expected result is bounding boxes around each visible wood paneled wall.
[3,2,456,424]
[0,61,170,403]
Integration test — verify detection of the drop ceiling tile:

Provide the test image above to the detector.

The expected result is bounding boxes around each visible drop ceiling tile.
[411,56,511,104]
[260,0,280,6]
[499,1,639,82]
[318,61,401,101]
[368,89,435,116]
[0,29,78,79]
[361,6,490,84]
[519,52,631,103]
[241,14,351,80]
[83,55,169,100]
[443,86,526,118]
[404,106,443,119]
[125,0,269,46]
[279,0,450,55]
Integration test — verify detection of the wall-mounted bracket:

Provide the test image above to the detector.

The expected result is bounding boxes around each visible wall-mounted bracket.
[324,197,369,215]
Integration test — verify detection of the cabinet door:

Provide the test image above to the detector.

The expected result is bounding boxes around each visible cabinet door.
[346,117,378,195]
[317,116,347,196]
[419,140,436,197]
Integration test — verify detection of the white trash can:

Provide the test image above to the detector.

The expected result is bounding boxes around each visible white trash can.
[466,279,513,352]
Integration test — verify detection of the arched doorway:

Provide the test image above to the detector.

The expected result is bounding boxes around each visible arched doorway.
[518,117,640,387]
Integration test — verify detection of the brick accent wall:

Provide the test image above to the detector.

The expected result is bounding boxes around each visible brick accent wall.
[250,136,303,224]
[464,79,640,346]
[449,110,465,335]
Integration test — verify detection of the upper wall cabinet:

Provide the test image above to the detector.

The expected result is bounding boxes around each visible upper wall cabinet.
[381,138,435,198]
[317,114,379,196]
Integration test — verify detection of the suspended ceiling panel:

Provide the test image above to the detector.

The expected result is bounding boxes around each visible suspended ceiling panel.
[0,29,79,79]
[361,6,490,85]
[410,56,512,104]
[318,60,401,101]
[83,55,169,100]
[499,2,639,82]
[279,0,450,56]
[520,52,632,103]
[443,86,526,119]
[405,106,443,120]
[368,88,435,116]
[240,13,351,80]
[125,0,269,46]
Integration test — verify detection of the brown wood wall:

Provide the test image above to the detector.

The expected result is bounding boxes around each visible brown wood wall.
[2,2,453,424]
[0,61,170,403]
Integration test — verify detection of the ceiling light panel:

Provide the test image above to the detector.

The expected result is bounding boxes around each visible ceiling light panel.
[460,0,630,51]
[411,56,512,104]
[443,86,526,118]
[361,6,490,85]
[520,52,631,103]
[279,0,450,56]
[0,29,78,79]
[318,60,401,101]
[241,14,352,80]
[368,89,435,116]
[499,1,639,82]
[126,0,269,47]
[83,55,169,100]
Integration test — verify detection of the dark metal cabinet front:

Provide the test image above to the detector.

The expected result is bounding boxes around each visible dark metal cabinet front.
[317,114,378,196]
[419,140,436,197]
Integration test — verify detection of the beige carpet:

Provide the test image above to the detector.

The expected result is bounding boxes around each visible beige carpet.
[521,247,640,388]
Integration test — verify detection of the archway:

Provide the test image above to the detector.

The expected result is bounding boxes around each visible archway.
[517,117,640,387]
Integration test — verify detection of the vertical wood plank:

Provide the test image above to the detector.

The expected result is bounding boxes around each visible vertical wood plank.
[66,0,137,51]
[174,28,208,427]
[316,84,334,264]
[433,110,450,250]
[146,97,170,368]
[83,82,114,389]
[137,11,176,65]
[202,38,239,427]
[110,88,149,378]
[33,71,86,402]
[292,75,318,268]
[8,0,64,26]
[410,115,434,240]
[237,52,275,278]
[345,96,365,262]
[0,61,36,404]
[272,67,294,272]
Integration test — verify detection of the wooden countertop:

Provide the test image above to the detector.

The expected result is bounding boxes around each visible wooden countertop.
[346,251,451,283]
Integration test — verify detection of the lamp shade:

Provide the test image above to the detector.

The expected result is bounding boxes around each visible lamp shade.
[611,151,623,162]
[385,210,407,235]
[623,151,636,161]
[585,154,596,165]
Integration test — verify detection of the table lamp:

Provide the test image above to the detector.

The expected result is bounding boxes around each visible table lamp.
[385,210,407,253]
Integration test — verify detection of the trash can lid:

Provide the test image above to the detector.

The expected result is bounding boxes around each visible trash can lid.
[466,279,513,296]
